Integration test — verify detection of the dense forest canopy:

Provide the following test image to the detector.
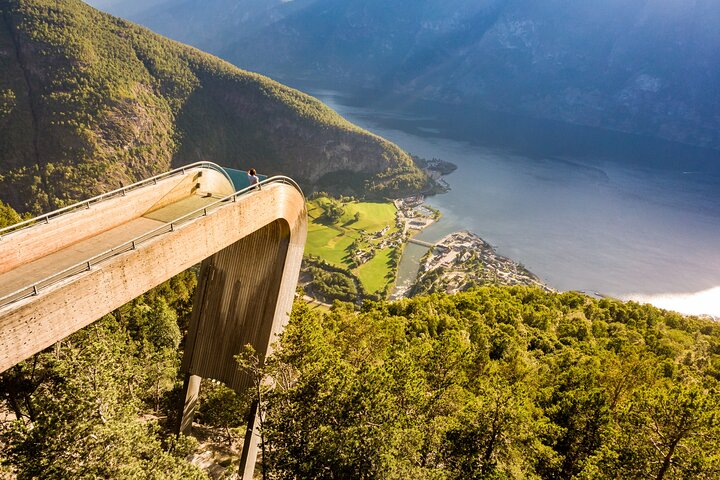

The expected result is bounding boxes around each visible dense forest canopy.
[2,282,720,478]
[258,288,720,479]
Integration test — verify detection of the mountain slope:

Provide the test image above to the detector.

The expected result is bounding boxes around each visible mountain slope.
[227,0,720,150]
[0,0,426,213]
[107,0,720,150]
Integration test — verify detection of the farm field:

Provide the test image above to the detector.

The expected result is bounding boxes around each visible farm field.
[305,197,401,295]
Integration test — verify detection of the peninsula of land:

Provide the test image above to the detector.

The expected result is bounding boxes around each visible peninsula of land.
[393,195,549,298]
[409,230,550,296]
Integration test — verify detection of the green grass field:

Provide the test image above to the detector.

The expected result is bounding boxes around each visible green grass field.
[305,197,400,295]
[356,248,394,294]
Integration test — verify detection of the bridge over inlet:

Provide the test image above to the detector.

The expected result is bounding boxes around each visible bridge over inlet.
[0,162,307,478]
[408,237,436,248]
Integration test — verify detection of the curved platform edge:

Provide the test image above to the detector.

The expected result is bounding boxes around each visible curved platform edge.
[0,181,307,377]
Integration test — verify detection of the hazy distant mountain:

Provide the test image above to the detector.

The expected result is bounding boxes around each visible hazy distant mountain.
[0,0,426,213]
[84,0,320,54]
[90,0,720,150]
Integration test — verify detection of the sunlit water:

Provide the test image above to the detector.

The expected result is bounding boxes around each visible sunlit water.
[309,89,720,318]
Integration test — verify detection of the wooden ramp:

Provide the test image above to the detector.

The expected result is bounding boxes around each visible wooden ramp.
[0,162,307,478]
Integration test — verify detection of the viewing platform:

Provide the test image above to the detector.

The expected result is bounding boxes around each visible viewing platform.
[0,162,308,477]
[0,161,307,390]
[0,163,234,308]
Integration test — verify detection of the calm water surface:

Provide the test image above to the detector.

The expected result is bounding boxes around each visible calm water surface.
[310,89,720,316]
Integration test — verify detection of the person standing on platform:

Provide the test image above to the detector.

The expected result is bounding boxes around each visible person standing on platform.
[248,168,260,189]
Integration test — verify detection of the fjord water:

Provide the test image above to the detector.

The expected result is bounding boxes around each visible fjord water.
[313,90,720,317]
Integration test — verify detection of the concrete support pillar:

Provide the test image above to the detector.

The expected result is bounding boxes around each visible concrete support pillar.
[239,401,261,479]
[178,215,305,479]
[180,220,293,392]
[178,373,202,435]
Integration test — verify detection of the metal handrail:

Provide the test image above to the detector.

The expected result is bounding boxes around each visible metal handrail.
[0,175,304,309]
[0,161,235,239]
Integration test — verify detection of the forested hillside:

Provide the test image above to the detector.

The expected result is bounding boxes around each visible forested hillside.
[258,288,720,479]
[2,284,719,478]
[0,0,427,214]
[1,1,719,478]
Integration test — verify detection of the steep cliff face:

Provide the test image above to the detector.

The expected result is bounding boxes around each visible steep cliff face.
[0,0,425,213]
[172,68,422,194]
[108,0,720,150]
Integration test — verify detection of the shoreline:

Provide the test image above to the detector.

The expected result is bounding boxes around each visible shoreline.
[392,160,551,299]
[312,87,720,319]
[391,195,440,298]
[423,230,550,291]
[393,209,550,298]
[393,194,720,320]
